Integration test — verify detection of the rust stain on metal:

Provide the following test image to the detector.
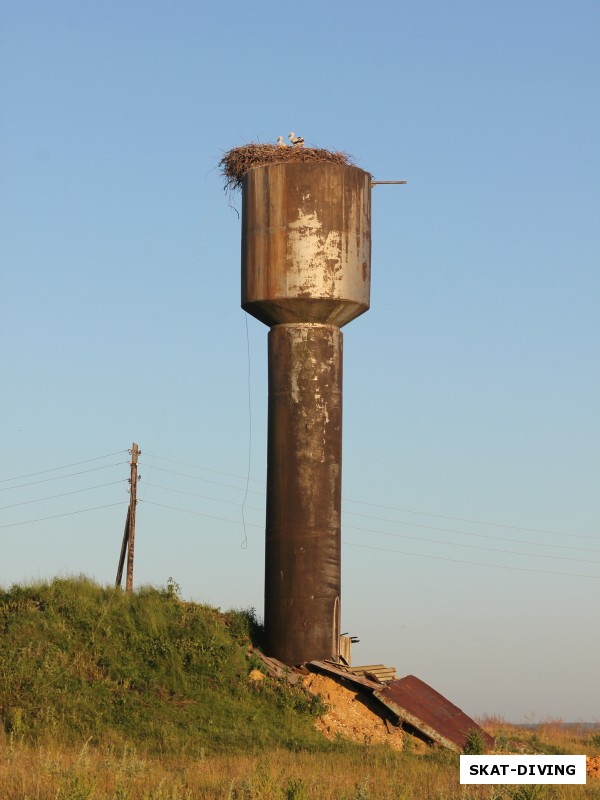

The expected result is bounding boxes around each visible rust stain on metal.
[241,161,372,666]
[242,162,371,328]
[374,675,494,753]
[264,323,342,664]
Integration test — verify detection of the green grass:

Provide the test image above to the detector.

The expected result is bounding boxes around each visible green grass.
[0,576,329,755]
[2,578,599,799]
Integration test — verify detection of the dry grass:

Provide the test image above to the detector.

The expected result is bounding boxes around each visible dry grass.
[219,142,355,192]
[478,715,600,757]
[2,725,599,800]
[0,739,453,799]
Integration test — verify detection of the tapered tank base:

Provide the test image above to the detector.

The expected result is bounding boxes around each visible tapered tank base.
[264,323,342,665]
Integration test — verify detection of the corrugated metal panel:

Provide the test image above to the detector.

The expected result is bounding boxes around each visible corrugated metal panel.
[374,675,494,753]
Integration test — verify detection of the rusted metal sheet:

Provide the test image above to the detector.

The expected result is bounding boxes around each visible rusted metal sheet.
[264,324,342,664]
[241,163,371,328]
[374,675,494,753]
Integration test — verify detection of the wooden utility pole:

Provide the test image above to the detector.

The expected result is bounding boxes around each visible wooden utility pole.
[125,443,139,592]
[115,506,130,588]
[115,443,139,592]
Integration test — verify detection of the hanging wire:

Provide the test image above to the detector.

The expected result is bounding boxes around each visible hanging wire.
[240,314,253,549]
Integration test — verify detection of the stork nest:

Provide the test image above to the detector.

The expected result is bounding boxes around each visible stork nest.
[219,143,354,191]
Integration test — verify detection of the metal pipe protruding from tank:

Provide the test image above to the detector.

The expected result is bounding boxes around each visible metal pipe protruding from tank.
[264,323,342,665]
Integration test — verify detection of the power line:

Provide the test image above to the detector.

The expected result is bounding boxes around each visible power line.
[342,510,600,555]
[0,502,127,529]
[139,499,263,528]
[143,464,264,495]
[0,462,129,493]
[143,450,595,542]
[141,453,265,485]
[143,478,594,556]
[0,451,128,484]
[0,481,127,511]
[343,497,599,541]
[343,522,600,565]
[137,498,600,580]
[345,541,600,581]
[143,481,264,512]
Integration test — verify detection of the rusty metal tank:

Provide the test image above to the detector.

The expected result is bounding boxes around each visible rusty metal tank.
[240,161,371,665]
[242,162,371,327]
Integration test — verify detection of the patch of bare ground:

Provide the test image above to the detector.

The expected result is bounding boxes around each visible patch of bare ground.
[303,672,415,751]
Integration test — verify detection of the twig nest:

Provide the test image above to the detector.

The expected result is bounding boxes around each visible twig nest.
[219,143,355,192]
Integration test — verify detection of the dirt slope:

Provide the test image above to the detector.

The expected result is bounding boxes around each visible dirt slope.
[303,672,408,751]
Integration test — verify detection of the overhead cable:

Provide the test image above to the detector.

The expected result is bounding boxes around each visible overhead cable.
[137,498,599,579]
[141,453,265,485]
[343,523,600,565]
[342,497,598,541]
[0,462,129,493]
[144,450,595,541]
[0,451,128,484]
[143,481,264,512]
[143,464,264,495]
[342,510,600,555]
[140,499,263,528]
[0,480,127,511]
[0,502,127,529]
[345,541,600,581]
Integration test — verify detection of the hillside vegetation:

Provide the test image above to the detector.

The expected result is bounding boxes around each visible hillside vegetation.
[2,577,599,799]
[0,576,327,755]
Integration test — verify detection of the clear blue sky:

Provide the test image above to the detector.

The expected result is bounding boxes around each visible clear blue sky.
[1,0,598,722]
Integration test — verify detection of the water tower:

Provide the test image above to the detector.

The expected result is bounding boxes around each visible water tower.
[241,160,371,665]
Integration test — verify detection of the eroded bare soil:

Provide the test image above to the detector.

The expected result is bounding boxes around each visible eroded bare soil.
[303,672,409,751]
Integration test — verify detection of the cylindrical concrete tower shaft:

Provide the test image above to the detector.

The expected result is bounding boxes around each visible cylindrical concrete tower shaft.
[265,324,342,664]
[241,161,371,665]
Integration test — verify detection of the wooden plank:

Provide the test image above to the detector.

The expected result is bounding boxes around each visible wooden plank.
[365,671,396,683]
[309,661,383,692]
[349,664,387,672]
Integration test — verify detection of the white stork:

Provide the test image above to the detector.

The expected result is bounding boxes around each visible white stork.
[277,136,286,147]
[288,132,304,147]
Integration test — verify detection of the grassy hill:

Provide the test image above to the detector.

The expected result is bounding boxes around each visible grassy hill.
[0,576,327,755]
[1,578,599,799]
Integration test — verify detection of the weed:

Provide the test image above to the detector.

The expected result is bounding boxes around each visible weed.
[508,786,547,800]
[164,577,181,599]
[56,773,96,800]
[286,777,310,800]
[351,777,371,800]
[463,728,487,755]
